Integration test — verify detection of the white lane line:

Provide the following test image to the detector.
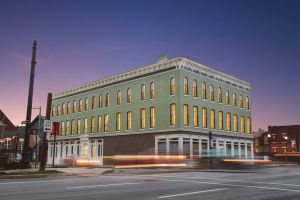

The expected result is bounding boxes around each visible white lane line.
[158,179,300,193]
[0,178,96,185]
[158,188,229,199]
[117,174,300,188]
[66,182,144,189]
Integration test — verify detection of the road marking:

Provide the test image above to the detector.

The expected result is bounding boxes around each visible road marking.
[66,182,144,189]
[158,188,229,199]
[158,178,300,193]
[0,178,94,185]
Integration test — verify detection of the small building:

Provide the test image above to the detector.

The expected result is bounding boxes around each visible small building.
[47,56,253,166]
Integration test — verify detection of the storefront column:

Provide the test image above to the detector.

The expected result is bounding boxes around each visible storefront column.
[190,138,193,158]
[166,138,170,156]
[154,138,158,157]
[231,141,234,157]
[251,142,254,159]
[238,141,242,158]
[179,137,183,155]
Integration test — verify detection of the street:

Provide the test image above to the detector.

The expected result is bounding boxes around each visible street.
[0,167,300,200]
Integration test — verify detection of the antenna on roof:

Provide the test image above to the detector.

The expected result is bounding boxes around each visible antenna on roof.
[157,54,168,63]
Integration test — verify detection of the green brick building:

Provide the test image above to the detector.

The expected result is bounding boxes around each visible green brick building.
[47,57,253,166]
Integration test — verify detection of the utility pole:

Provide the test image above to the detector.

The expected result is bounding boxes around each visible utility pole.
[39,93,52,172]
[21,40,37,169]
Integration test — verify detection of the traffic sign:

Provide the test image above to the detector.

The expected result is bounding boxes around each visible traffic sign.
[44,120,52,132]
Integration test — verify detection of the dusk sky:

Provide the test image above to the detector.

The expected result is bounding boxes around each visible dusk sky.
[0,0,299,131]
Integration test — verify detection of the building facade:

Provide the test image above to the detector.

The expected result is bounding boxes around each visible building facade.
[47,57,253,166]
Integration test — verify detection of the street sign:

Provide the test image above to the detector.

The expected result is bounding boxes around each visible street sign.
[44,120,52,132]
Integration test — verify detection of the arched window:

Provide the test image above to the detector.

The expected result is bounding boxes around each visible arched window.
[67,102,71,114]
[233,93,237,107]
[117,90,121,105]
[183,104,189,126]
[184,77,188,95]
[57,105,60,116]
[150,107,155,128]
[202,82,206,99]
[246,96,249,110]
[141,84,146,100]
[127,111,132,130]
[241,116,245,133]
[202,107,207,128]
[84,97,89,111]
[127,88,131,103]
[170,104,176,126]
[210,85,214,101]
[247,117,251,134]
[192,79,197,97]
[193,106,198,127]
[211,109,215,129]
[92,96,96,109]
[72,100,76,113]
[104,114,109,132]
[234,114,238,132]
[105,93,110,107]
[116,112,121,131]
[99,95,103,108]
[226,113,231,131]
[218,87,222,103]
[226,91,230,105]
[239,95,243,108]
[170,77,175,95]
[52,106,55,117]
[62,103,66,115]
[150,82,155,99]
[78,99,82,112]
[140,108,146,129]
[219,111,223,130]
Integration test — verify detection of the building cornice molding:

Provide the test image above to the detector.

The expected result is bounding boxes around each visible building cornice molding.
[53,57,251,99]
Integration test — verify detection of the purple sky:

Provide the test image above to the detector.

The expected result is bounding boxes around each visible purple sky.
[0,0,299,131]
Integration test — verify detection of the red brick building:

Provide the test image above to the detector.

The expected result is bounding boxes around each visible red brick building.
[266,125,300,154]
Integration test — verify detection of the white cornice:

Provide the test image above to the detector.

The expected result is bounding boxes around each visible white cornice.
[53,57,251,100]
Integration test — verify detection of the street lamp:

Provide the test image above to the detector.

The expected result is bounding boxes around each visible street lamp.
[284,135,288,167]
[267,134,271,155]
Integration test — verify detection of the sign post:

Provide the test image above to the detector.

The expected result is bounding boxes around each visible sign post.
[52,122,60,167]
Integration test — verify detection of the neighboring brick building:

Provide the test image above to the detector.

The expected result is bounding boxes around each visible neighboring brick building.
[267,125,300,154]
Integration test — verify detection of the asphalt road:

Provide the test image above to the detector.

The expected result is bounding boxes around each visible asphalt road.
[1,167,300,200]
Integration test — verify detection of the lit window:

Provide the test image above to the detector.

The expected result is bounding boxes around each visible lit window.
[234,114,238,132]
[105,93,110,107]
[211,109,215,129]
[67,102,71,114]
[98,115,102,132]
[233,93,237,107]
[141,84,146,100]
[73,101,76,113]
[140,108,146,129]
[246,96,250,110]
[57,105,60,116]
[202,108,207,128]
[84,98,88,111]
[99,95,103,108]
[66,120,70,135]
[150,107,155,128]
[247,117,251,134]
[170,77,175,95]
[71,120,75,135]
[226,91,230,105]
[150,82,155,99]
[219,111,223,130]
[77,119,81,134]
[127,88,131,103]
[241,116,245,133]
[210,85,214,101]
[218,87,222,103]
[192,79,198,97]
[84,118,88,134]
[78,99,82,112]
[184,77,188,95]
[116,112,121,131]
[117,90,121,105]
[92,96,96,109]
[52,106,55,117]
[62,103,66,115]
[127,111,132,130]
[239,95,243,108]
[193,106,198,127]
[170,104,176,126]
[226,113,231,131]
[91,116,95,133]
[104,114,109,132]
[183,104,189,126]
[202,82,207,99]
[61,121,65,136]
